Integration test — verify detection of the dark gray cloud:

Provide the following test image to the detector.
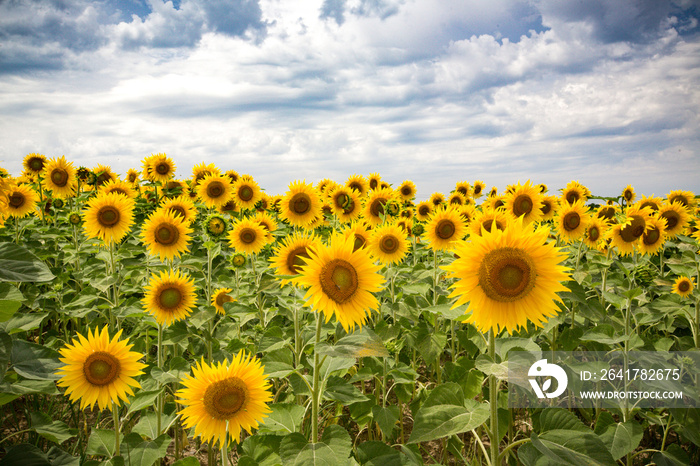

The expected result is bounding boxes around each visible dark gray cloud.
[200,0,266,38]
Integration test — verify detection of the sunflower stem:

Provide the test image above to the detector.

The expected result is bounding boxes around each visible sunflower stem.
[112,401,121,456]
[488,329,500,466]
[157,323,163,436]
[311,312,323,443]
[221,433,228,466]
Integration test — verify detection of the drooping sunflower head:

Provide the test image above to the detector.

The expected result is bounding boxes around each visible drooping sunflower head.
[368,222,410,265]
[23,153,47,175]
[638,216,667,256]
[279,180,322,228]
[503,180,544,224]
[43,155,76,198]
[177,353,273,448]
[672,276,695,298]
[444,218,570,334]
[293,233,385,331]
[425,207,467,251]
[141,208,192,261]
[269,231,322,285]
[345,174,369,196]
[56,326,146,411]
[143,269,197,326]
[5,184,39,218]
[362,187,395,226]
[666,190,696,210]
[658,201,690,238]
[160,195,197,225]
[397,180,416,201]
[228,217,268,255]
[83,191,135,244]
[211,288,235,315]
[621,185,636,204]
[197,174,232,209]
[469,209,509,238]
[232,177,261,211]
[555,200,590,243]
[472,180,486,198]
[415,200,433,221]
[204,213,228,238]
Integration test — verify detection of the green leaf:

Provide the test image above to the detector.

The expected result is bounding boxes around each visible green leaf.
[46,446,80,466]
[323,376,370,404]
[262,348,295,378]
[240,434,283,466]
[317,329,389,358]
[530,430,616,466]
[414,322,446,365]
[0,330,11,380]
[475,354,508,379]
[536,409,589,433]
[31,412,77,444]
[121,433,171,466]
[0,242,55,282]
[0,283,23,322]
[0,443,51,465]
[408,399,489,444]
[652,444,692,466]
[258,403,305,434]
[4,312,49,334]
[125,389,163,417]
[423,303,466,321]
[598,421,643,461]
[10,339,62,380]
[371,405,400,439]
[279,425,352,466]
[150,357,190,384]
[86,429,119,457]
[132,412,177,440]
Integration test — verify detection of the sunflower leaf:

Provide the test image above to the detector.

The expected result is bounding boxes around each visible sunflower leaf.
[0,242,55,283]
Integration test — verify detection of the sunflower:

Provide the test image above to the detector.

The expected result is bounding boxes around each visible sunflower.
[638,216,667,256]
[363,188,395,226]
[666,190,696,210]
[447,192,466,206]
[212,288,235,315]
[253,211,278,238]
[368,222,409,265]
[5,184,39,218]
[204,213,228,238]
[228,218,268,255]
[279,180,322,228]
[672,276,695,298]
[397,180,416,201]
[93,164,118,188]
[596,204,618,223]
[537,183,548,194]
[415,201,433,221]
[345,174,369,196]
[472,180,486,198]
[555,200,590,243]
[269,231,321,285]
[23,153,47,175]
[636,195,662,212]
[606,206,653,256]
[293,234,384,331]
[396,219,413,237]
[191,162,220,186]
[177,353,272,448]
[429,192,445,208]
[197,174,232,209]
[255,193,272,212]
[100,179,137,199]
[232,178,261,211]
[342,222,371,251]
[444,218,570,334]
[43,156,76,198]
[146,153,177,184]
[540,195,558,221]
[621,185,636,204]
[126,168,140,185]
[400,206,414,220]
[503,181,543,224]
[143,269,197,326]
[160,195,197,225]
[469,209,509,237]
[561,180,589,205]
[328,186,361,223]
[583,217,608,250]
[487,195,506,211]
[316,178,336,195]
[425,207,467,251]
[658,202,690,238]
[455,181,471,198]
[56,327,146,411]
[141,208,192,261]
[458,204,477,225]
[83,192,135,244]
[163,179,187,198]
[488,186,499,198]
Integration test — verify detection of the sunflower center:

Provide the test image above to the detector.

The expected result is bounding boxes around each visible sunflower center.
[221,200,237,212]
[169,206,186,219]
[661,211,679,229]
[239,186,253,201]
[97,206,120,226]
[349,182,363,192]
[156,163,170,175]
[643,227,661,245]
[216,292,234,307]
[481,219,504,233]
[668,195,688,207]
[370,198,386,217]
[207,181,225,199]
[29,158,45,171]
[620,216,646,242]
[418,205,430,216]
[566,191,580,204]
[597,207,615,221]
[379,235,399,254]
[286,246,310,275]
[128,173,137,183]
[83,351,120,386]
[513,195,533,217]
[290,193,311,215]
[401,186,412,196]
[208,218,225,235]
[473,185,482,195]
[436,219,456,240]
[370,179,379,190]
[203,377,248,420]
[624,190,633,201]
[353,234,366,251]
[563,212,580,231]
[159,287,182,309]
[478,247,536,302]
[8,193,25,208]
[51,168,69,187]
[240,228,257,244]
[588,226,600,242]
[155,223,179,245]
[678,281,690,292]
[320,259,359,304]
[541,202,552,215]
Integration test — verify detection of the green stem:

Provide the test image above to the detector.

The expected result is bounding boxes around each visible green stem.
[660,412,673,452]
[311,313,323,443]
[221,432,228,466]
[489,330,499,466]
[112,401,121,456]
[472,429,492,466]
[157,324,163,436]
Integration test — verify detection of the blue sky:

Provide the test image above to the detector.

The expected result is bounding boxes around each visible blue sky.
[1,0,699,200]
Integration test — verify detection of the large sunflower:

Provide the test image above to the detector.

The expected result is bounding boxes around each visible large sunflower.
[198,174,233,209]
[23,153,47,175]
[147,153,177,184]
[329,186,362,223]
[177,353,273,447]
[363,187,395,226]
[232,178,261,211]
[279,180,322,228]
[425,207,467,251]
[672,276,694,298]
[142,269,197,326]
[228,218,268,255]
[658,201,690,238]
[555,200,590,243]
[43,155,76,198]
[397,180,416,201]
[293,234,384,331]
[83,192,135,244]
[345,174,369,196]
[443,219,570,334]
[56,326,146,411]
[368,222,409,265]
[5,184,39,218]
[269,231,321,285]
[141,208,192,261]
[503,181,544,224]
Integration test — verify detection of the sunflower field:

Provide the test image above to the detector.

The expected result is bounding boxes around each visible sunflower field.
[0,153,699,465]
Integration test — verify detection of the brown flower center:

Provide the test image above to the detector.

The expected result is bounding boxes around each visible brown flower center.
[97,206,120,226]
[660,211,679,230]
[473,185,482,195]
[9,192,25,208]
[169,206,186,219]
[29,157,45,171]
[619,215,646,242]
[352,234,366,251]
[238,185,254,202]
[286,246,311,275]
[540,201,552,215]
[436,219,456,240]
[478,247,536,302]
[239,228,257,244]
[668,195,688,207]
[216,292,234,308]
[156,163,170,175]
[159,287,183,309]
[369,198,386,218]
[512,194,533,217]
[643,227,661,245]
[206,181,225,199]
[563,212,581,231]
[203,377,248,420]
[588,226,600,242]
[320,259,359,304]
[290,193,311,215]
[566,191,580,204]
[348,182,363,193]
[379,234,399,254]
[597,207,616,221]
[83,351,120,386]
[155,223,179,245]
[418,205,430,217]
[678,280,690,292]
[51,168,69,187]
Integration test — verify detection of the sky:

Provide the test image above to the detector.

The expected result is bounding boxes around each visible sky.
[1,0,699,200]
